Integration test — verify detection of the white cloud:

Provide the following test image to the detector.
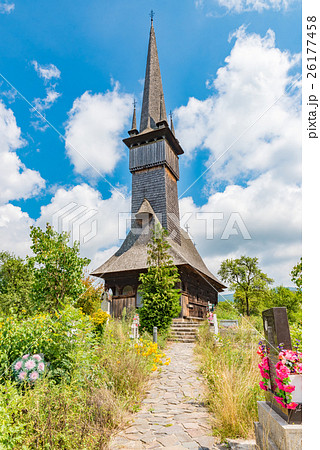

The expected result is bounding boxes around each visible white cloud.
[33,88,61,112]
[0,204,33,257]
[36,183,130,271]
[64,83,133,178]
[31,61,61,130]
[0,100,45,204]
[179,173,301,286]
[0,2,14,14]
[31,61,61,83]
[0,183,130,275]
[197,0,295,13]
[175,27,301,286]
[176,27,301,187]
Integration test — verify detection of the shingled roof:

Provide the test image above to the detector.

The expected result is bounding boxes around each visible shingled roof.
[91,219,225,290]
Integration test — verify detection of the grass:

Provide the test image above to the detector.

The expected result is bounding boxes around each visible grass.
[196,319,264,441]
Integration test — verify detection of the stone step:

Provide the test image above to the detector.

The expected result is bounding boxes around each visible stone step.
[170,326,199,331]
[167,337,195,343]
[170,331,198,336]
[172,318,204,323]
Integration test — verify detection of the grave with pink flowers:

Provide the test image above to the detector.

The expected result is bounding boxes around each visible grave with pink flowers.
[254,307,302,450]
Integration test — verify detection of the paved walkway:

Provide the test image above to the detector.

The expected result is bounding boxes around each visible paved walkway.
[109,342,221,449]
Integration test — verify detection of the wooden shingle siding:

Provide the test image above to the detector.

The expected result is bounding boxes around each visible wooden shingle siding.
[129,140,179,179]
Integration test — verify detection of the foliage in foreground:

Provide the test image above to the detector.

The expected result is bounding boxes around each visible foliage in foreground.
[196,320,263,441]
[28,224,90,313]
[139,224,181,334]
[0,314,163,449]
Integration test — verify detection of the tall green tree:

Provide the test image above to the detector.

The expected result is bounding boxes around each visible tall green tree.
[266,286,301,323]
[218,256,273,316]
[138,223,181,334]
[28,224,90,313]
[0,251,34,316]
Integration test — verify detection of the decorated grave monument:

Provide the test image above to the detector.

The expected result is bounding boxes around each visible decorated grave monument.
[255,307,302,450]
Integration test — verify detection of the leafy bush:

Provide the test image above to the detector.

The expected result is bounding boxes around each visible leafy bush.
[290,322,302,352]
[0,305,96,382]
[215,301,239,321]
[0,317,163,448]
[0,251,34,317]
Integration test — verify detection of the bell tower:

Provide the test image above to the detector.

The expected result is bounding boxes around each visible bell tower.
[91,16,226,319]
[123,18,183,244]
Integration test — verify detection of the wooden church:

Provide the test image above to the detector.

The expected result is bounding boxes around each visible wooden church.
[91,18,225,318]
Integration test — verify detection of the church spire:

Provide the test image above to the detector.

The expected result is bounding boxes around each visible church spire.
[140,16,167,132]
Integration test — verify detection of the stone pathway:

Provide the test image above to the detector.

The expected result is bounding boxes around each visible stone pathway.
[109,342,222,449]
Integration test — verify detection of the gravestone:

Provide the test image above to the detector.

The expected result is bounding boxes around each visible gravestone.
[262,307,302,424]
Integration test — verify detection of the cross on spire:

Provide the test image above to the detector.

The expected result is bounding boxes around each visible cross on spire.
[150,10,155,23]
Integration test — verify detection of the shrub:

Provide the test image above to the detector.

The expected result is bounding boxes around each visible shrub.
[0,251,34,317]
[0,317,163,448]
[0,305,96,382]
[290,321,302,352]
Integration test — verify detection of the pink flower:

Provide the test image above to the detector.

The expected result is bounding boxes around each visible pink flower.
[29,371,39,381]
[25,360,36,370]
[33,354,41,361]
[259,368,270,379]
[22,354,29,359]
[276,365,290,380]
[259,381,267,391]
[18,371,27,380]
[38,362,45,372]
[287,402,298,410]
[275,378,284,390]
[283,384,295,393]
[274,396,286,408]
[14,361,22,370]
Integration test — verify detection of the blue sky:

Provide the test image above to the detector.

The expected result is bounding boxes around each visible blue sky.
[0,0,302,286]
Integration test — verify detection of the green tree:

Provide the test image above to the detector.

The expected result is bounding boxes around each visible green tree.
[267,286,301,323]
[138,223,181,334]
[28,224,90,313]
[0,251,34,316]
[218,256,273,316]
